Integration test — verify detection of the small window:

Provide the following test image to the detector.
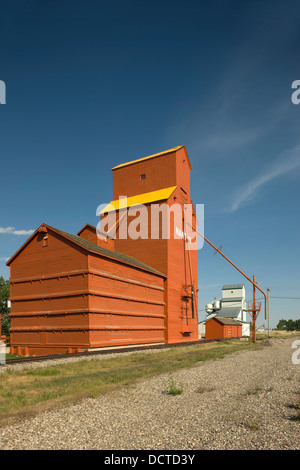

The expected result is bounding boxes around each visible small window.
[140,174,146,180]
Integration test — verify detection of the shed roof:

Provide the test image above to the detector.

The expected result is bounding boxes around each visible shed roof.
[111,145,188,170]
[211,317,242,326]
[7,224,166,277]
[100,186,177,214]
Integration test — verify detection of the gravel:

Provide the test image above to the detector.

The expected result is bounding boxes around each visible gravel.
[0,336,299,450]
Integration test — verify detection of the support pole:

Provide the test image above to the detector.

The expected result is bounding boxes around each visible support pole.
[267,288,270,338]
[253,275,256,344]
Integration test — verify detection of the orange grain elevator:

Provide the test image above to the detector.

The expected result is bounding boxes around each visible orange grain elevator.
[100,145,199,344]
[7,145,199,355]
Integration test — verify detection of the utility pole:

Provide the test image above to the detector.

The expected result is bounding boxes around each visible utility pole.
[267,288,270,338]
[253,275,256,344]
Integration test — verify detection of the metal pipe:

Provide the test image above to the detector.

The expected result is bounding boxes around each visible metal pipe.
[187,223,267,320]
[191,286,195,319]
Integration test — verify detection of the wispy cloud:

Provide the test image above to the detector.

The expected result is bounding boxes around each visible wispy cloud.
[227,143,300,212]
[0,227,34,236]
[0,257,9,262]
[166,5,300,157]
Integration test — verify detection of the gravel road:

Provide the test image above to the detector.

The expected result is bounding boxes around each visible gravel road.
[0,336,299,450]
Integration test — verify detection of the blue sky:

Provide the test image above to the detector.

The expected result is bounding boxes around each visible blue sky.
[0,0,300,328]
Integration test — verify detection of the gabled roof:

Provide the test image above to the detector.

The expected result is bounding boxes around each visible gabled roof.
[100,186,177,214]
[6,224,166,277]
[77,223,96,236]
[211,317,242,326]
[111,145,191,170]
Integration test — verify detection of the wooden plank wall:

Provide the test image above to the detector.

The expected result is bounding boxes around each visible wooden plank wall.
[9,229,165,355]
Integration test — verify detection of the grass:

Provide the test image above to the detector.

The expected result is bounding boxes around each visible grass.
[247,417,261,431]
[246,387,261,396]
[256,331,300,340]
[0,339,261,423]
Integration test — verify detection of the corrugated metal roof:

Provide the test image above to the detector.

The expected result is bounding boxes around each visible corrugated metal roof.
[216,307,241,318]
[112,146,184,170]
[222,284,244,290]
[100,186,177,214]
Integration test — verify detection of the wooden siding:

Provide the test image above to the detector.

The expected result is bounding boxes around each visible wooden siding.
[9,227,165,355]
[9,230,89,354]
[205,318,242,340]
[8,145,198,354]
[87,253,165,348]
[113,152,177,200]
[114,158,198,343]
[78,224,115,251]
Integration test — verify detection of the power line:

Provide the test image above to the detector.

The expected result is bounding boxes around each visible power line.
[256,296,300,301]
[270,296,300,300]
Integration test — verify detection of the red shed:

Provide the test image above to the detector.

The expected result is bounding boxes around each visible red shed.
[205,316,242,340]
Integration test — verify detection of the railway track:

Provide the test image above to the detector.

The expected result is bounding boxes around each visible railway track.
[0,337,242,367]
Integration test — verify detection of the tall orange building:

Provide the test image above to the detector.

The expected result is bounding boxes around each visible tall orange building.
[100,145,199,344]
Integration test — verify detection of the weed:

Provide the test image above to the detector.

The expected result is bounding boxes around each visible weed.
[248,418,261,431]
[165,375,184,396]
[246,387,261,396]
